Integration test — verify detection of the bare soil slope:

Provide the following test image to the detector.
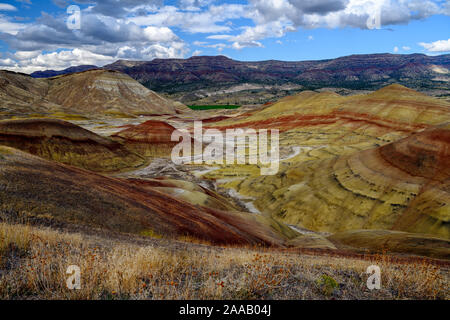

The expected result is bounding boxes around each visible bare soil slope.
[0,146,290,246]
[0,119,146,172]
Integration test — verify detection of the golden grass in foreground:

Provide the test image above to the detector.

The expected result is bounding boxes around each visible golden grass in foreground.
[0,222,448,300]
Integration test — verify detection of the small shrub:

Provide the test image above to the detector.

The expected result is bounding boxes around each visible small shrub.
[140,229,163,239]
[316,274,339,297]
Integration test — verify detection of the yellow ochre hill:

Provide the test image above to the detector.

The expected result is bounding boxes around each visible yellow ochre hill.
[200,85,450,241]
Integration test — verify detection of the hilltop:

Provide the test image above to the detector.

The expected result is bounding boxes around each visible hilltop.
[0,69,184,119]
[30,65,98,78]
[46,70,182,116]
[209,84,450,135]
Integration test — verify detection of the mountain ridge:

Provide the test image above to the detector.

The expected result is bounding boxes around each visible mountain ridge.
[30,65,98,78]
[27,53,449,90]
[26,53,450,104]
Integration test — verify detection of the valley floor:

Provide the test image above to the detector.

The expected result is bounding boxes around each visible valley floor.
[1,222,448,300]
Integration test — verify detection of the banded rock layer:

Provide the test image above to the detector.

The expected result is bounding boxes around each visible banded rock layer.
[0,146,292,246]
[111,120,180,157]
[0,119,146,172]
[237,126,450,239]
[201,85,450,240]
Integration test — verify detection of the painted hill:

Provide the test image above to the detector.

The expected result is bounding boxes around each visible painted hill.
[0,69,184,118]
[125,177,240,212]
[328,230,450,260]
[112,120,177,144]
[211,84,450,132]
[201,85,450,240]
[0,119,146,172]
[0,70,58,116]
[0,145,292,246]
[45,70,182,116]
[265,125,450,238]
[383,124,450,236]
[111,120,180,157]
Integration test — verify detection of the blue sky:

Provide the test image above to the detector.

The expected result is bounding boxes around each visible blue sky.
[0,0,449,73]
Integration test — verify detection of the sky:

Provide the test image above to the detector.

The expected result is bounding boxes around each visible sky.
[0,0,449,73]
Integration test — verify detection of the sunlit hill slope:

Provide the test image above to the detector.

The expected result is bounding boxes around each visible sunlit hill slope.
[204,85,450,240]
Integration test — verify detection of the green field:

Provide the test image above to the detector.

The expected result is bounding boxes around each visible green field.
[188,104,241,110]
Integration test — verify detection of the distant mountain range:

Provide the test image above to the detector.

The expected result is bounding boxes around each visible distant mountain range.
[29,53,450,104]
[30,65,98,78]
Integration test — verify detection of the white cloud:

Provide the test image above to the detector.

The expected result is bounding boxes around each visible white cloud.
[194,41,228,52]
[129,4,247,33]
[443,1,450,15]
[0,3,17,11]
[0,14,25,35]
[57,0,162,18]
[0,58,16,66]
[192,49,203,56]
[202,0,448,50]
[179,0,215,11]
[232,40,263,50]
[193,40,206,46]
[140,42,188,59]
[211,20,295,49]
[143,26,178,42]
[402,46,411,51]
[2,41,189,73]
[393,46,399,53]
[2,48,115,73]
[419,39,450,52]
[249,0,443,29]
[207,34,233,40]
[114,41,188,60]
[1,9,189,73]
[308,35,314,40]
[14,50,41,60]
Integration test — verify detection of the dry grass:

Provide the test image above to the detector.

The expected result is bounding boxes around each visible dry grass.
[0,222,448,300]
